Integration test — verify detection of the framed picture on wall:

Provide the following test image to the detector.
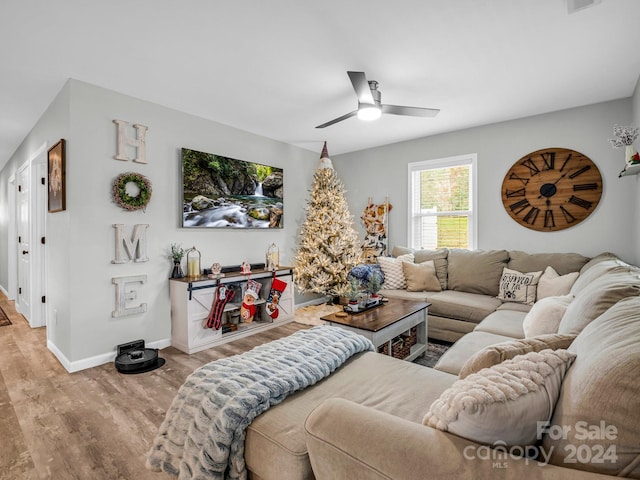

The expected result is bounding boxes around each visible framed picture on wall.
[48,139,66,213]
[181,147,284,228]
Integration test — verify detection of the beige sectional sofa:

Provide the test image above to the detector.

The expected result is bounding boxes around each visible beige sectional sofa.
[379,246,592,342]
[244,251,640,480]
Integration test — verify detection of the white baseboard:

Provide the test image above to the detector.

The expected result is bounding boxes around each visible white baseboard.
[48,337,172,373]
[0,284,7,297]
[47,339,72,371]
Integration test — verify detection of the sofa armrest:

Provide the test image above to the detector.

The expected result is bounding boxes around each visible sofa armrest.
[304,398,614,480]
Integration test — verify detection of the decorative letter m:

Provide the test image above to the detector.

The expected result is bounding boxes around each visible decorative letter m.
[112,224,149,264]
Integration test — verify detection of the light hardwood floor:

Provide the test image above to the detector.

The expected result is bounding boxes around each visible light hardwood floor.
[0,292,310,479]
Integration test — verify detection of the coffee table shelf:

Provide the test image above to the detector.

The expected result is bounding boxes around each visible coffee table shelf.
[321,299,429,362]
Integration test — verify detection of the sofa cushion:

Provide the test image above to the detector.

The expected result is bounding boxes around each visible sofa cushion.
[559,268,640,335]
[427,290,503,324]
[496,302,531,313]
[402,260,442,292]
[497,267,542,305]
[434,331,514,376]
[377,253,414,289]
[448,249,508,296]
[379,288,428,302]
[458,333,577,379]
[392,246,448,289]
[536,266,579,300]
[569,258,627,295]
[544,296,640,477]
[522,295,573,337]
[424,349,576,447]
[507,250,589,276]
[578,252,620,275]
[473,310,527,338]
[245,351,456,480]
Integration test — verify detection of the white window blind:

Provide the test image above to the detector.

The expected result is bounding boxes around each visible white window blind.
[408,154,477,250]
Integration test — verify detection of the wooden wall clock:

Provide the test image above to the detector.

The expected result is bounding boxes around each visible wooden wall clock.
[501,147,602,232]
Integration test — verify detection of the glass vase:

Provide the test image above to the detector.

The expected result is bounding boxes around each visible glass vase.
[171,261,184,279]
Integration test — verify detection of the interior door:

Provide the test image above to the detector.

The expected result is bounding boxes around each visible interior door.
[16,161,32,324]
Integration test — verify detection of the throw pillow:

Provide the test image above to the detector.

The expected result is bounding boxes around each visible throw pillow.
[558,269,640,335]
[522,295,573,337]
[377,253,414,289]
[402,260,442,292]
[424,349,576,447]
[497,267,542,305]
[536,266,579,300]
[458,333,576,379]
[447,249,509,296]
[392,246,449,289]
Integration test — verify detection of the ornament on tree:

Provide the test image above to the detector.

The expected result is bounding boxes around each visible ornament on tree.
[293,142,362,298]
[266,274,287,319]
[240,279,262,323]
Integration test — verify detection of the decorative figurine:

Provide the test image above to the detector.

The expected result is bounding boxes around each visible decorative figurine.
[266,243,280,271]
[241,260,252,274]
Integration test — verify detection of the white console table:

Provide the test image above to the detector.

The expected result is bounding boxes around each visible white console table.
[170,267,294,354]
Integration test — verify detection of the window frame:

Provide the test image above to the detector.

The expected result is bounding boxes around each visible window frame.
[407,153,478,250]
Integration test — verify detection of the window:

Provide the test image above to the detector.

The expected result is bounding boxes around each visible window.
[408,154,477,250]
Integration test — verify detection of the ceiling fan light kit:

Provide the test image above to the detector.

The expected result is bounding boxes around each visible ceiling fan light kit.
[316,71,440,128]
[357,104,382,121]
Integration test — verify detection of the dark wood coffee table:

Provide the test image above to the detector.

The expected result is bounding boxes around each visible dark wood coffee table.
[320,299,429,361]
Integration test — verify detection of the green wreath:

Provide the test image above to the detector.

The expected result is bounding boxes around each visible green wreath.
[113,172,152,211]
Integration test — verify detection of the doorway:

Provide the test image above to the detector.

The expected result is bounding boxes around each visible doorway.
[14,142,47,328]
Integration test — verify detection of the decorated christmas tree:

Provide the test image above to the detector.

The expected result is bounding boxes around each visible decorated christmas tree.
[293,142,362,297]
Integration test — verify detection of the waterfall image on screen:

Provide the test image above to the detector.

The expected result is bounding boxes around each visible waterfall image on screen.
[181,148,284,229]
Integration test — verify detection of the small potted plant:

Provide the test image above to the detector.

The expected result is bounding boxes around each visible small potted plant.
[366,270,383,306]
[344,277,362,312]
[170,243,186,278]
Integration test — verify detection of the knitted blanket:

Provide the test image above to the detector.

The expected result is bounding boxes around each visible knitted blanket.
[146,325,374,479]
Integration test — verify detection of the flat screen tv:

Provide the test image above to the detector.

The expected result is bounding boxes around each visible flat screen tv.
[181,148,283,228]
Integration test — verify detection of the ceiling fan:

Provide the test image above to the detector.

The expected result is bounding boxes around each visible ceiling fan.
[316,71,440,129]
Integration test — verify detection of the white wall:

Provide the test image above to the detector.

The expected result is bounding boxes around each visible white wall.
[0,80,318,370]
[0,84,72,354]
[632,77,640,263]
[334,98,637,264]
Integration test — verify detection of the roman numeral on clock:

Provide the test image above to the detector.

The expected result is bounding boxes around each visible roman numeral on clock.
[544,209,555,228]
[573,183,598,191]
[521,158,540,175]
[568,195,593,209]
[559,153,572,172]
[569,165,591,179]
[560,205,576,223]
[522,206,540,225]
[509,199,530,214]
[540,152,555,170]
[509,172,529,186]
[505,187,526,197]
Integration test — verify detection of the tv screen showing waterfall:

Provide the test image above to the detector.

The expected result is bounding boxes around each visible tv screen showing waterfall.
[181,148,283,229]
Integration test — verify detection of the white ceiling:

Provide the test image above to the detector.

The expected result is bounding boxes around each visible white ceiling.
[1,0,639,169]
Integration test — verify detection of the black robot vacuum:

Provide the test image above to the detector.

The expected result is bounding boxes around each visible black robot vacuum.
[115,339,165,374]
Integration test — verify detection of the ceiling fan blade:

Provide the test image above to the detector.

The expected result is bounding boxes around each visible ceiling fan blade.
[382,104,440,117]
[347,71,375,105]
[315,110,358,129]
